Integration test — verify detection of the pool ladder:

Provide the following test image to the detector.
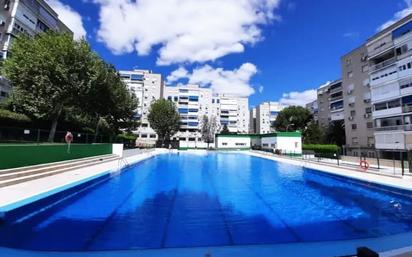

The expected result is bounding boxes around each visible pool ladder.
[117,157,130,172]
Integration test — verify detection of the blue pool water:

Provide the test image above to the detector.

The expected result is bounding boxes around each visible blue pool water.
[1,152,412,251]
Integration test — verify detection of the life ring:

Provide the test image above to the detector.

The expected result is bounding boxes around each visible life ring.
[65,132,73,144]
[360,160,369,170]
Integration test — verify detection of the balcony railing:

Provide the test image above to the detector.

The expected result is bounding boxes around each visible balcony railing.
[403,105,412,113]
[370,56,397,72]
[329,87,342,94]
[375,124,412,131]
[329,96,343,102]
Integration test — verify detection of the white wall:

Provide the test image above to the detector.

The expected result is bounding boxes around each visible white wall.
[112,144,124,157]
[216,136,251,149]
[261,136,302,154]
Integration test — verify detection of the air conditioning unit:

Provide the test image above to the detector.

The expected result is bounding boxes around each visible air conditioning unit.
[0,20,5,26]
[364,99,371,103]
[348,116,354,121]
[364,113,370,118]
[347,89,353,95]
[349,103,355,107]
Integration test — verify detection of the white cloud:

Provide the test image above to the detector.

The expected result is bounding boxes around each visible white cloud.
[91,0,281,65]
[278,89,317,107]
[167,63,258,97]
[377,0,412,31]
[46,0,87,40]
[258,85,264,93]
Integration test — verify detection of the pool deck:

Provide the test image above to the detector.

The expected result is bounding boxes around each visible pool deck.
[1,149,412,257]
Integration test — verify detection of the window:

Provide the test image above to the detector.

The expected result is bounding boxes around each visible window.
[350,110,356,116]
[362,65,369,73]
[365,107,372,114]
[368,137,375,145]
[347,71,353,78]
[367,122,373,129]
[352,124,357,130]
[150,134,156,138]
[346,58,352,65]
[222,143,228,146]
[352,137,359,145]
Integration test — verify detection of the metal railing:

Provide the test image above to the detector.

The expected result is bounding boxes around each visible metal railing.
[371,56,397,72]
[375,124,412,132]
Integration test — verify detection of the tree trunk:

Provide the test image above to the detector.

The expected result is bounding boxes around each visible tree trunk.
[48,105,63,143]
[94,116,101,143]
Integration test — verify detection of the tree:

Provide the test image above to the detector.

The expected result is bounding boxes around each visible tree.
[274,106,313,132]
[3,32,96,141]
[325,120,346,147]
[147,99,180,147]
[3,32,138,141]
[303,122,325,144]
[201,115,218,148]
[221,124,230,134]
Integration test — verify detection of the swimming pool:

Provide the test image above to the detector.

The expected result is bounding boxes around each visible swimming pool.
[1,152,412,251]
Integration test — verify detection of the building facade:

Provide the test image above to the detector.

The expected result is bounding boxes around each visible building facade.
[316,80,344,128]
[119,69,163,145]
[0,0,73,100]
[163,84,214,148]
[163,84,249,147]
[0,0,72,59]
[249,107,257,133]
[253,102,284,134]
[305,100,318,123]
[341,45,375,157]
[366,14,412,158]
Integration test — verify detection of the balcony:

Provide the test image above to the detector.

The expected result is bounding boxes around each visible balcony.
[375,124,412,132]
[329,95,343,103]
[403,105,412,113]
[373,106,402,118]
[370,57,397,72]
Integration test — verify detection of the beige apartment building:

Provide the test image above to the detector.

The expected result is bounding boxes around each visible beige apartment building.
[341,46,375,157]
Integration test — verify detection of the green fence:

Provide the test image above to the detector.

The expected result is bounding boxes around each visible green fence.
[0,144,113,170]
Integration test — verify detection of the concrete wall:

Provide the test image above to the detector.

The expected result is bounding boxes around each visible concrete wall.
[215,136,251,149]
[261,136,302,154]
[0,144,113,170]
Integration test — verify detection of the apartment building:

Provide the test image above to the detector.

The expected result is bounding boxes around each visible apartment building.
[219,95,249,134]
[316,80,344,128]
[0,0,73,99]
[306,100,318,123]
[0,0,72,59]
[341,45,375,157]
[163,84,249,147]
[366,14,412,159]
[249,107,257,133]
[163,84,214,147]
[119,69,163,144]
[253,102,284,134]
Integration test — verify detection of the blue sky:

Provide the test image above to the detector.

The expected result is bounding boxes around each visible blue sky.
[47,0,411,107]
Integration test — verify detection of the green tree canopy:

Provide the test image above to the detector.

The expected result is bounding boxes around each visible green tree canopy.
[147,99,180,146]
[221,124,230,134]
[3,32,137,141]
[325,120,346,147]
[274,106,313,132]
[303,122,325,144]
[201,115,218,148]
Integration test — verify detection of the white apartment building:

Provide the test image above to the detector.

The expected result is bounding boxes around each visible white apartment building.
[252,102,284,134]
[219,95,249,134]
[119,69,163,144]
[366,14,412,157]
[163,84,215,148]
[163,84,249,147]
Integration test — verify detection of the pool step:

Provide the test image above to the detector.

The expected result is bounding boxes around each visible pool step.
[0,155,120,188]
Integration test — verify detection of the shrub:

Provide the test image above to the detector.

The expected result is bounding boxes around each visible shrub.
[0,109,31,125]
[303,144,341,159]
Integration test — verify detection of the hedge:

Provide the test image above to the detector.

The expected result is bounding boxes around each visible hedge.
[0,109,31,124]
[303,144,341,154]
